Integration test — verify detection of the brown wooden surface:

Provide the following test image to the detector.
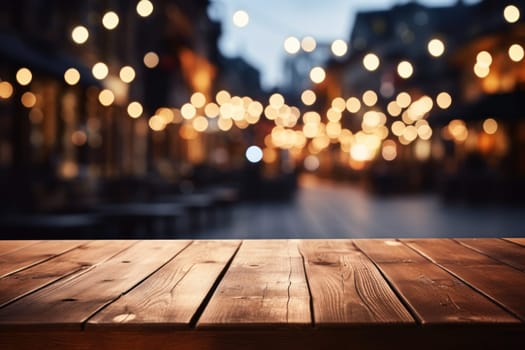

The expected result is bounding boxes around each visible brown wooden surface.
[0,239,524,349]
[503,238,525,247]
[197,240,311,328]
[355,239,519,324]
[0,240,190,329]
[299,239,413,326]
[456,238,525,271]
[88,240,240,328]
[0,240,86,278]
[404,238,525,321]
[0,240,136,307]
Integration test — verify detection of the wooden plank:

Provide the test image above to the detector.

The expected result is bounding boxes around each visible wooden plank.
[88,240,240,328]
[404,239,525,321]
[0,240,191,329]
[504,238,525,247]
[456,238,525,271]
[355,239,519,324]
[0,240,137,308]
[0,240,86,278]
[3,327,525,350]
[299,240,413,326]
[197,240,311,328]
[0,241,40,257]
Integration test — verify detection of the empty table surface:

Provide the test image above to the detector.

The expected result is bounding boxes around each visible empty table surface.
[0,238,524,349]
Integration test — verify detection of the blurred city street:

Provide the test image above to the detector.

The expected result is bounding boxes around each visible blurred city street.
[197,175,525,238]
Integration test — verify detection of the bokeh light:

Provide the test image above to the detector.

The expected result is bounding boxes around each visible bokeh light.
[397,61,414,79]
[21,92,37,108]
[143,52,159,68]
[245,145,263,163]
[309,67,326,84]
[102,11,119,30]
[136,0,154,17]
[508,44,524,62]
[233,10,249,28]
[301,90,316,106]
[0,81,14,99]
[98,89,115,106]
[284,36,301,54]
[64,68,80,85]
[92,62,109,80]
[482,118,498,134]
[119,66,136,83]
[301,36,316,52]
[127,101,143,118]
[71,26,89,44]
[504,5,520,23]
[16,68,32,86]
[363,53,380,71]
[427,38,445,57]
[436,92,452,109]
[331,39,348,57]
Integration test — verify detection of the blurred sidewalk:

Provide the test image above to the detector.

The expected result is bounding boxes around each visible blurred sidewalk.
[196,175,525,239]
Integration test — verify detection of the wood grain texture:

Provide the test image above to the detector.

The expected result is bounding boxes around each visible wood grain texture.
[354,239,519,324]
[88,240,240,328]
[299,240,413,326]
[0,240,136,307]
[0,240,86,278]
[0,240,190,329]
[197,240,311,328]
[456,238,525,271]
[404,239,525,321]
[503,238,525,247]
[0,241,40,257]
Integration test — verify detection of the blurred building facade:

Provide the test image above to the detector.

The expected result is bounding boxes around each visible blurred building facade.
[0,0,267,213]
[305,0,525,202]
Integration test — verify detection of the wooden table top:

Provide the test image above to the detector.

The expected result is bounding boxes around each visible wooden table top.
[0,238,524,349]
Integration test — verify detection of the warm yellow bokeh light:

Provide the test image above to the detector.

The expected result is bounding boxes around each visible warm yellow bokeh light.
[102,11,119,30]
[346,97,361,113]
[119,66,136,83]
[71,130,87,146]
[269,93,285,109]
[397,61,414,79]
[204,102,220,118]
[382,140,397,161]
[331,39,348,57]
[218,117,233,131]
[233,10,249,28]
[16,68,32,86]
[504,5,520,23]
[149,115,165,131]
[64,68,80,85]
[193,116,209,132]
[387,101,402,117]
[476,51,492,67]
[21,92,37,108]
[284,36,301,54]
[191,92,207,108]
[301,89,316,106]
[362,90,378,107]
[127,101,143,118]
[136,0,154,17]
[473,63,490,78]
[482,118,498,134]
[508,44,524,62]
[363,53,380,71]
[436,92,452,109]
[181,103,197,119]
[427,38,445,57]
[143,51,159,68]
[301,36,316,52]
[309,67,326,84]
[0,81,14,99]
[396,92,411,108]
[92,62,109,80]
[216,90,231,105]
[71,26,89,44]
[98,89,115,106]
